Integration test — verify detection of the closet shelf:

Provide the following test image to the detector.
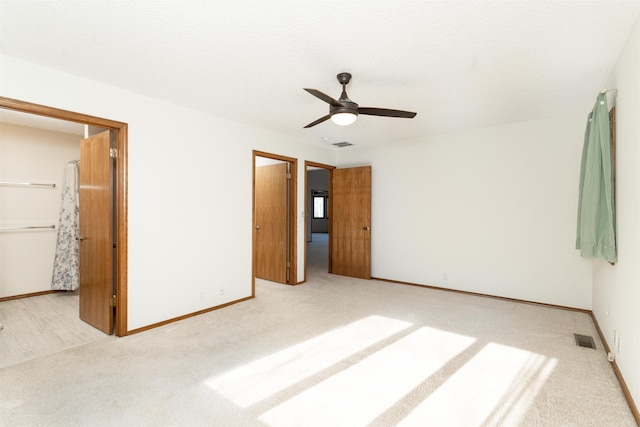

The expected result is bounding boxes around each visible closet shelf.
[0,180,56,188]
[0,225,56,231]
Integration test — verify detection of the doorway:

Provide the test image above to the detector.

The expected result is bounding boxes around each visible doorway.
[304,162,372,281]
[305,161,334,281]
[0,97,128,336]
[252,151,297,289]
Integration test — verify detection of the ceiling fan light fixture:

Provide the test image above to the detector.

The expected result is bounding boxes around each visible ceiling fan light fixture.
[331,112,357,126]
[303,73,416,128]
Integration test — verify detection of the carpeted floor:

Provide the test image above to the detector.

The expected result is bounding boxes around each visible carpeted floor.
[0,234,635,426]
[0,291,110,368]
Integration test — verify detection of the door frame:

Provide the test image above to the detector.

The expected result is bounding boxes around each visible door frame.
[0,96,129,336]
[252,151,297,291]
[304,161,335,283]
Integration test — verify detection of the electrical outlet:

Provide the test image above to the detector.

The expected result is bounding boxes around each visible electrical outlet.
[219,287,224,296]
[199,291,204,301]
[613,330,617,346]
[617,339,622,355]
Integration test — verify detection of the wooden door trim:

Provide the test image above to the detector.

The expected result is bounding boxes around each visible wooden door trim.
[304,161,335,283]
[252,151,297,289]
[0,96,129,336]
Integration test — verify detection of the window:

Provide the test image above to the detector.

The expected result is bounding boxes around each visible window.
[313,191,328,219]
[313,196,325,219]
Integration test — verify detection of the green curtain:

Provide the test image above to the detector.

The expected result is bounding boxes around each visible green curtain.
[576,93,617,263]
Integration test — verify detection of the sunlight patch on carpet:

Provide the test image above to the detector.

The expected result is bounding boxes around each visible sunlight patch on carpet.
[397,343,558,426]
[259,326,476,426]
[204,315,413,407]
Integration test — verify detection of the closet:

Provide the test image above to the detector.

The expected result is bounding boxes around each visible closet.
[0,114,82,298]
[0,97,129,337]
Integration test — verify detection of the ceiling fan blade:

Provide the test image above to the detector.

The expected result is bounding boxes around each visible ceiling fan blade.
[358,107,417,118]
[304,88,343,107]
[304,114,331,128]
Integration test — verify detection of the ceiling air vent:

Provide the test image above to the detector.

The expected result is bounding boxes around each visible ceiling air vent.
[332,141,353,148]
[574,334,596,349]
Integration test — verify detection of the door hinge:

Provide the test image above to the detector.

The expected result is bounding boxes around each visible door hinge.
[110,294,116,307]
[286,173,292,179]
[109,148,118,158]
[286,261,291,268]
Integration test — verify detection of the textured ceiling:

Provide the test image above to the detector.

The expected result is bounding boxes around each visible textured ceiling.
[1,1,638,148]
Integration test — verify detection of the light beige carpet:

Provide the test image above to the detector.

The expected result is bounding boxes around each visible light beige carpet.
[0,239,636,426]
[0,291,110,368]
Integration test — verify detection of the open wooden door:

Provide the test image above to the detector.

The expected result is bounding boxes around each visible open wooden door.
[255,162,289,283]
[331,166,371,279]
[79,130,114,334]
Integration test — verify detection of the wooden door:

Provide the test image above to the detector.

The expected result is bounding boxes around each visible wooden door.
[255,163,289,283]
[79,130,114,334]
[331,166,371,279]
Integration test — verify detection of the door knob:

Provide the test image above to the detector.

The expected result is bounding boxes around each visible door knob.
[256,225,260,230]
[362,226,370,231]
[76,235,84,241]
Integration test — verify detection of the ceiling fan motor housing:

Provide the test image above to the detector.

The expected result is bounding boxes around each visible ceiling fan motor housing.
[331,99,358,116]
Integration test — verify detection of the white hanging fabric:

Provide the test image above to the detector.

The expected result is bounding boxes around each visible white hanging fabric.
[51,160,80,291]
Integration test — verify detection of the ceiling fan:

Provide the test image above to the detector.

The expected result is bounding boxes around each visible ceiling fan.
[303,73,417,128]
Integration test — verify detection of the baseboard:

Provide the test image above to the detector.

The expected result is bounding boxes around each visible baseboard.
[125,296,254,336]
[373,277,591,313]
[0,289,58,302]
[591,313,640,425]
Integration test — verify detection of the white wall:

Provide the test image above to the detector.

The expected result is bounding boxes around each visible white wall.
[336,112,593,309]
[0,123,80,297]
[593,16,640,409]
[0,54,336,330]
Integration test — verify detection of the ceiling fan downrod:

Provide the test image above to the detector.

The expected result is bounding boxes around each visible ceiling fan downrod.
[337,73,352,101]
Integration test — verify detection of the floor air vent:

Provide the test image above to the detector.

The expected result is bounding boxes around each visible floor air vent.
[574,334,596,349]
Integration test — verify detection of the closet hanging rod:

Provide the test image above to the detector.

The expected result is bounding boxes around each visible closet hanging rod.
[0,180,56,188]
[0,225,56,231]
